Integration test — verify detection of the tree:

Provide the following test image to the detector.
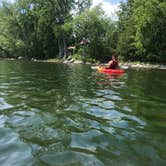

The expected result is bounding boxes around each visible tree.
[73,6,117,61]
[53,0,91,58]
[117,0,166,62]
[0,0,92,59]
[0,1,22,57]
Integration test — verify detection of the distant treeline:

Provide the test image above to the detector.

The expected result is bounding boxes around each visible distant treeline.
[0,0,166,62]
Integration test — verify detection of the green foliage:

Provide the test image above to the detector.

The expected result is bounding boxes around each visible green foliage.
[73,6,117,61]
[72,54,82,60]
[0,0,91,59]
[117,0,166,62]
[0,0,165,63]
[72,53,97,63]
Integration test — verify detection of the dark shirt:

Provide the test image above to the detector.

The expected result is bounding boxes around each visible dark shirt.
[108,60,118,69]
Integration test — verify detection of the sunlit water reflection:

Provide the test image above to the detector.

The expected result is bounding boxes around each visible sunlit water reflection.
[0,60,166,166]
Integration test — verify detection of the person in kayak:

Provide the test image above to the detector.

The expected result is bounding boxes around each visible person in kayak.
[106,55,118,69]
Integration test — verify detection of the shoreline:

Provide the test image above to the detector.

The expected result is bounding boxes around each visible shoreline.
[1,57,166,70]
[119,62,166,70]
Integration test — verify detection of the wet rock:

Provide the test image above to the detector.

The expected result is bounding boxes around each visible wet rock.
[73,60,82,64]
[69,59,75,63]
[18,56,23,60]
[67,56,72,61]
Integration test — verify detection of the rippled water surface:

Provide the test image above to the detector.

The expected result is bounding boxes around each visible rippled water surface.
[0,60,166,166]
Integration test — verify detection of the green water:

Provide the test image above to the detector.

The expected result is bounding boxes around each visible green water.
[0,60,166,166]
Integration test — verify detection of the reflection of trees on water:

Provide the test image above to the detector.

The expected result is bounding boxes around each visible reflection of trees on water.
[0,61,100,146]
[1,61,166,165]
[118,69,166,130]
[125,69,166,112]
[66,64,97,98]
[1,61,98,113]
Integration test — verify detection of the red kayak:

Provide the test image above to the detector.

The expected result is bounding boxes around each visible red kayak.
[98,67,125,74]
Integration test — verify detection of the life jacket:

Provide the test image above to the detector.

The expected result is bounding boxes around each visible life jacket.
[109,60,118,69]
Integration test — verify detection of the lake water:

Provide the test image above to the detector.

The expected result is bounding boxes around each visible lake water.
[0,60,166,166]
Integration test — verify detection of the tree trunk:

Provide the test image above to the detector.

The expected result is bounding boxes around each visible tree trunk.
[63,38,67,59]
[58,38,63,57]
[58,37,68,59]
